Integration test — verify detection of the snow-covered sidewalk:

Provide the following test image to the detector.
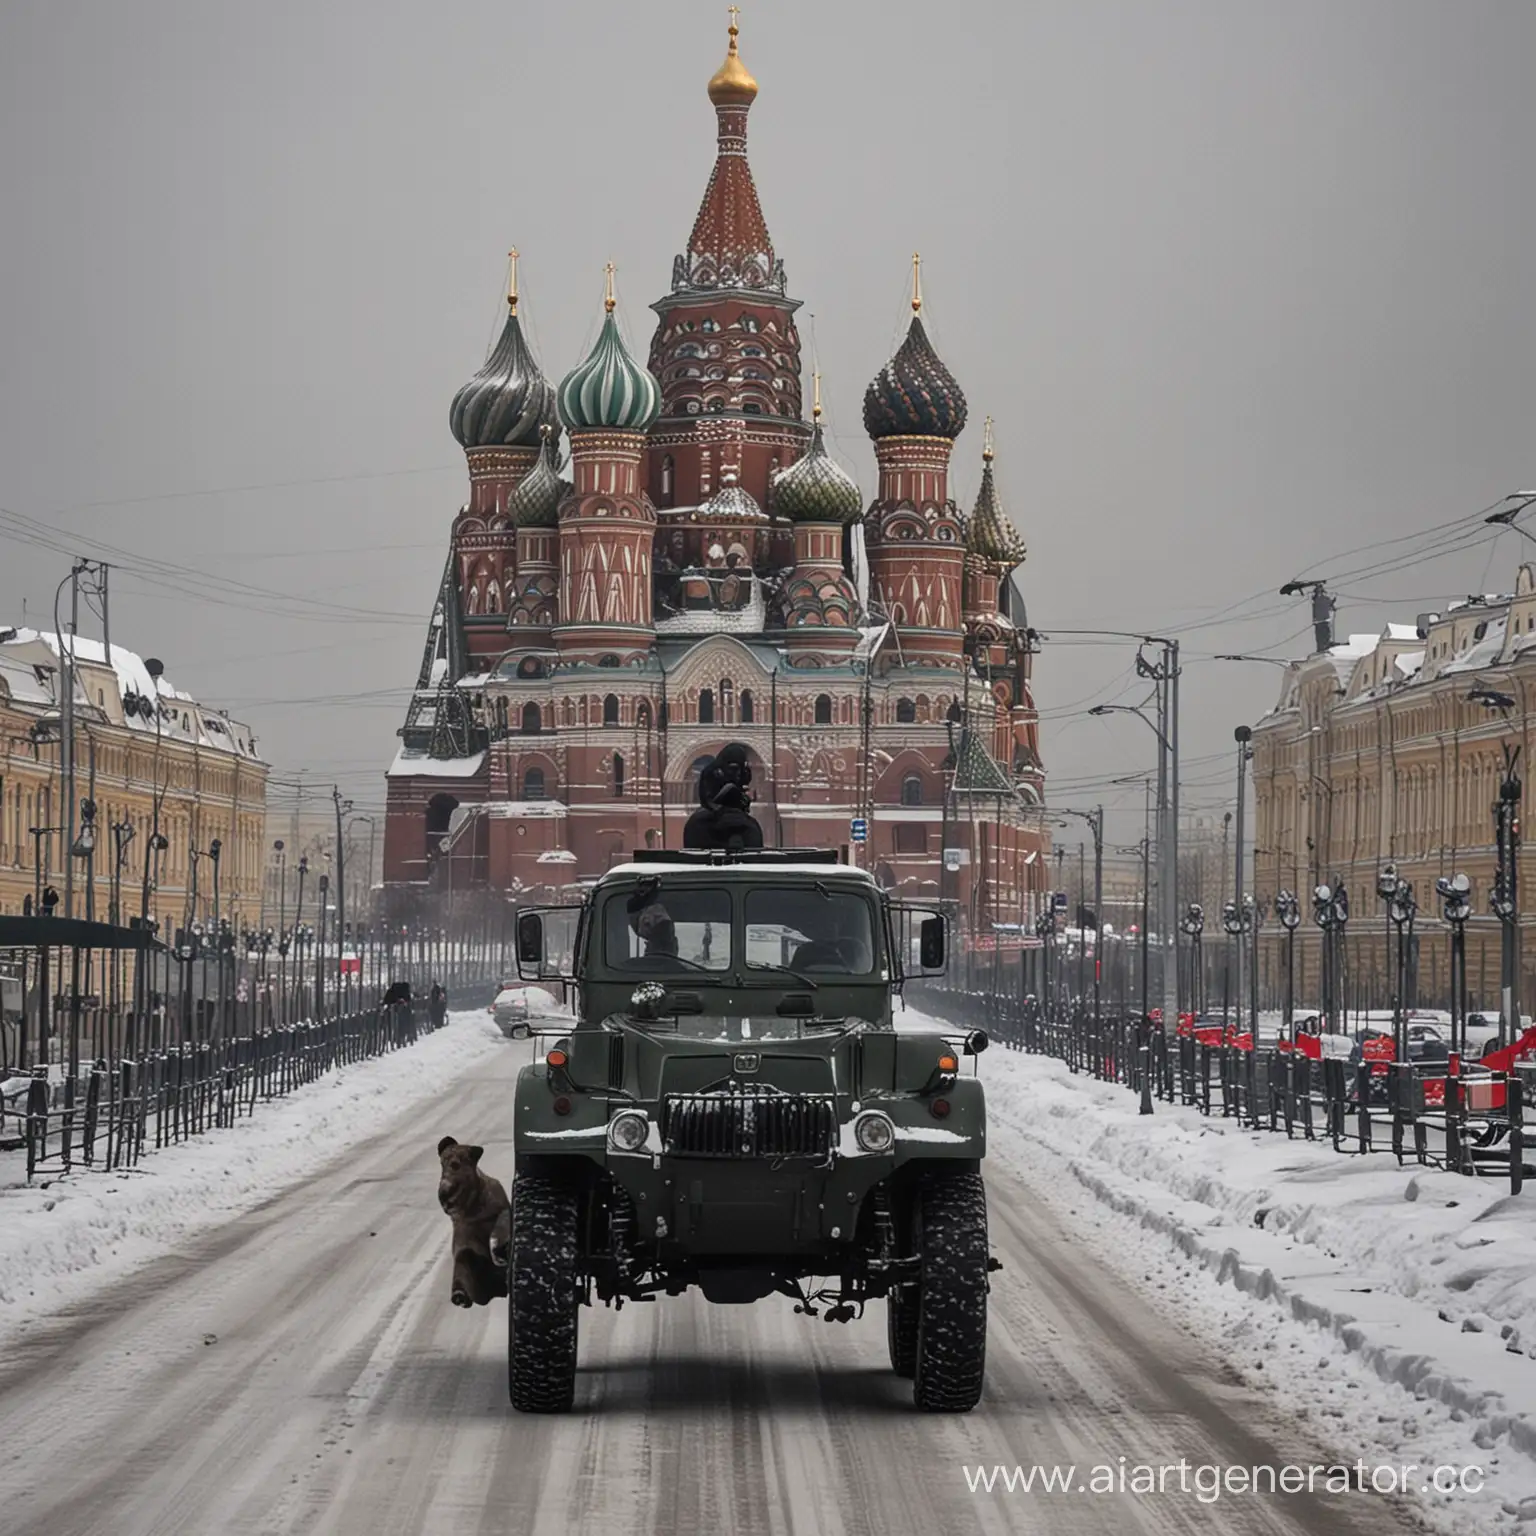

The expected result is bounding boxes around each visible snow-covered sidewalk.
[0,1010,506,1346]
[968,1032,1536,1530]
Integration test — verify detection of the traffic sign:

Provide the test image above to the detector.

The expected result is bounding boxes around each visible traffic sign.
[1052,891,1068,911]
[850,818,868,843]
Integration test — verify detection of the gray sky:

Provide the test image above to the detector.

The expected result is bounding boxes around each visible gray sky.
[3,0,1535,844]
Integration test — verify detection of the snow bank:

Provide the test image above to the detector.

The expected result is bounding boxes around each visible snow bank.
[962,1029,1536,1531]
[0,1012,505,1345]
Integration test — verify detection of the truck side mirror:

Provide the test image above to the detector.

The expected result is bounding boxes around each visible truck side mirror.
[919,914,945,971]
[516,912,544,967]
[963,1029,988,1056]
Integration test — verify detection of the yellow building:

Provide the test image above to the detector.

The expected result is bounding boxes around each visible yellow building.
[0,628,268,937]
[1250,564,1536,1014]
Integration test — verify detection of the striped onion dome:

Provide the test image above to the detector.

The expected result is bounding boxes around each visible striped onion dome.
[862,315,968,441]
[770,422,862,524]
[449,308,559,451]
[558,311,661,434]
[508,427,563,528]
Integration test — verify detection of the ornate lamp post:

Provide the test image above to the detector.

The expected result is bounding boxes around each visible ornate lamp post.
[1437,873,1472,1059]
[1179,902,1204,1018]
[1274,889,1301,1034]
[1377,862,1418,1062]
[1312,882,1350,1034]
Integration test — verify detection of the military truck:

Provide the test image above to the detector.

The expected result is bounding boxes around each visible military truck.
[509,847,993,1413]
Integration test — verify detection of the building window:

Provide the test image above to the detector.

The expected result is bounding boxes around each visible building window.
[660,454,675,507]
[895,823,927,854]
[814,694,832,725]
[637,701,652,730]
[740,689,755,724]
[699,688,715,724]
[719,678,734,721]
[603,693,620,727]
[521,702,541,735]
[901,774,923,807]
[896,697,916,724]
[613,753,625,797]
[523,768,546,801]
[598,654,620,668]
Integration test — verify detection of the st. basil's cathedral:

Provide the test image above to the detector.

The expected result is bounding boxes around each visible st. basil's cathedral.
[380,15,1050,939]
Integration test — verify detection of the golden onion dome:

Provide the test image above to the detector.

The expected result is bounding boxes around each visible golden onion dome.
[708,14,758,106]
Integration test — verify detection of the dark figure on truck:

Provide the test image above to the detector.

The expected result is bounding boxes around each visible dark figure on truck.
[683,743,763,851]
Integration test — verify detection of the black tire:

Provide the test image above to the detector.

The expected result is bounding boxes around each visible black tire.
[508,1172,580,1412]
[913,1170,989,1412]
[887,1286,918,1378]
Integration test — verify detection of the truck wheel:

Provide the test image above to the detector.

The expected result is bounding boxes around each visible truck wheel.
[912,1170,988,1412]
[887,1285,918,1378]
[508,1173,580,1412]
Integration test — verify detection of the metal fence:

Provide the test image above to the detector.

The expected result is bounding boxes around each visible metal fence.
[914,985,1531,1196]
[11,975,500,1182]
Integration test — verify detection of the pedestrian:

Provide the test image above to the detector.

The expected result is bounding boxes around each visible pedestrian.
[429,981,447,1030]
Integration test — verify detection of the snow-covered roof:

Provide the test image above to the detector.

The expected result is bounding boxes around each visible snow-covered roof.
[1384,622,1421,642]
[386,748,487,779]
[1443,615,1508,675]
[0,627,262,759]
[1330,633,1382,661]
[600,860,878,884]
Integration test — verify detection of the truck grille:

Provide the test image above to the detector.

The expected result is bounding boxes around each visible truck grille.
[661,1089,837,1160]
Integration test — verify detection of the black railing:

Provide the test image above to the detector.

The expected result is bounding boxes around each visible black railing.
[913,985,1531,1196]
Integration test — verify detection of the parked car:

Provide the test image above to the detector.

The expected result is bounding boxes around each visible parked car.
[490,984,563,1037]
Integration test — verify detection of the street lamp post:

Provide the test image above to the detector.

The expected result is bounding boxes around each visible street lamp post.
[1232,726,1253,1034]
[1312,882,1350,1034]
[1470,690,1521,1047]
[1275,889,1301,1034]
[1437,873,1472,1058]
[1180,903,1205,1017]
[1090,693,1178,1024]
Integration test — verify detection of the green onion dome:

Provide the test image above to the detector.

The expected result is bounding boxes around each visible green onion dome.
[770,422,862,524]
[449,307,559,451]
[508,427,564,528]
[967,442,1025,566]
[558,309,661,434]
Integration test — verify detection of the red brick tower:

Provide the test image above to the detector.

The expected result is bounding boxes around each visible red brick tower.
[447,251,559,661]
[862,256,968,670]
[772,373,864,664]
[644,17,811,521]
[554,267,663,665]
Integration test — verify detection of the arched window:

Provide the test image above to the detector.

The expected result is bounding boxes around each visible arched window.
[901,774,923,807]
[740,689,755,724]
[521,702,541,735]
[603,693,620,727]
[719,678,734,721]
[426,793,458,840]
[523,768,546,802]
[814,694,832,725]
[613,753,625,798]
[660,454,675,507]
[598,654,620,668]
[895,698,916,724]
[699,688,715,724]
[637,701,652,730]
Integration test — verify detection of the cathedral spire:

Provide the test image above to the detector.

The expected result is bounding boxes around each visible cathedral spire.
[672,8,779,294]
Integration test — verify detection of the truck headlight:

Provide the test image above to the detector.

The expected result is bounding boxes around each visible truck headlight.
[853,1111,895,1153]
[608,1110,649,1152]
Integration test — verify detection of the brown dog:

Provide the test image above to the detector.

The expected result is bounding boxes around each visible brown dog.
[436,1136,510,1307]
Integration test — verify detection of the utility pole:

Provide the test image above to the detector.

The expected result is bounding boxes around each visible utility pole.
[1233,727,1252,1036]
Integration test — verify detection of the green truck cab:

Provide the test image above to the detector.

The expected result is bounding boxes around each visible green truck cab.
[508,848,993,1413]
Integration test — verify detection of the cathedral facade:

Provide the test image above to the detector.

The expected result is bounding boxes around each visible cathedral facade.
[382,17,1049,936]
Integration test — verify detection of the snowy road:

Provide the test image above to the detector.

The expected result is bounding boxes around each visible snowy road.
[0,1043,1420,1536]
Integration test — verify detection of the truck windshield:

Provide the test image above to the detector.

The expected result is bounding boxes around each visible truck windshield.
[602,885,732,972]
[743,888,877,975]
